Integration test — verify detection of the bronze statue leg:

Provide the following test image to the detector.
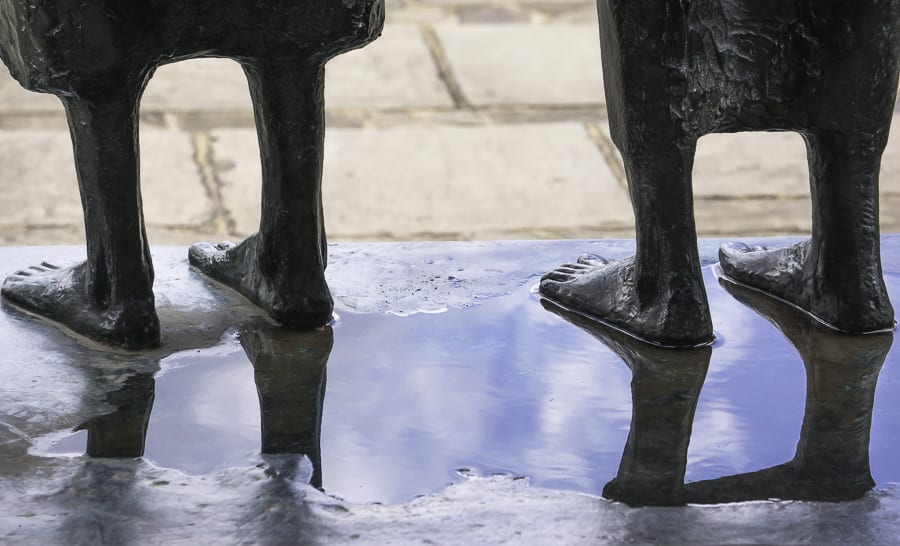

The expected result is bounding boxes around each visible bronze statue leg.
[2,79,160,349]
[243,322,332,488]
[720,131,894,333]
[190,58,333,328]
[541,131,712,347]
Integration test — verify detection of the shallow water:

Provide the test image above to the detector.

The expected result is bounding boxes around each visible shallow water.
[31,266,900,505]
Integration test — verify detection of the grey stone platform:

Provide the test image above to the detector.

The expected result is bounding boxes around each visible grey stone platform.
[2,239,900,545]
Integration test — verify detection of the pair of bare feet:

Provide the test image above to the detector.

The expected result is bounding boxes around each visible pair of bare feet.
[0,235,332,350]
[3,236,894,350]
[540,239,896,347]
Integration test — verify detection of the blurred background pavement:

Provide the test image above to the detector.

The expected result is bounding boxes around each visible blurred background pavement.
[0,0,898,245]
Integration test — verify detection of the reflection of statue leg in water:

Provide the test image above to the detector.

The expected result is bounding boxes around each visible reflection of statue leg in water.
[56,373,156,543]
[241,322,332,488]
[542,300,710,506]
[77,373,156,458]
[685,278,892,503]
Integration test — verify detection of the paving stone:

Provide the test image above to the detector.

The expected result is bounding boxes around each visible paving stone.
[882,116,900,195]
[0,226,86,246]
[434,24,604,106]
[695,197,812,237]
[210,123,632,239]
[455,6,531,23]
[0,70,60,113]
[878,195,900,234]
[326,26,454,109]
[139,26,452,113]
[596,118,900,199]
[693,132,810,197]
[141,59,252,113]
[0,131,84,227]
[140,131,214,228]
[423,0,590,5]
[696,194,900,237]
[0,129,211,229]
[0,225,226,246]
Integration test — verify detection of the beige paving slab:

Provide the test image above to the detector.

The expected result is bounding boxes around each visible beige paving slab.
[877,195,900,234]
[0,70,60,113]
[0,132,83,227]
[0,225,86,246]
[326,26,454,109]
[696,194,900,237]
[693,132,810,197]
[423,0,591,5]
[141,59,252,113]
[882,117,900,195]
[434,24,604,106]
[139,26,451,113]
[596,116,900,198]
[210,123,632,239]
[695,197,812,237]
[696,123,900,197]
[0,225,226,246]
[0,129,211,228]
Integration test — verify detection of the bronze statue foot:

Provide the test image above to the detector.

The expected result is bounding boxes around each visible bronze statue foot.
[189,235,333,329]
[1,261,160,349]
[539,255,713,348]
[718,240,895,334]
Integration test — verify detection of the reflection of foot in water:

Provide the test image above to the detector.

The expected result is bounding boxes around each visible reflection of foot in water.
[541,299,710,506]
[684,277,892,503]
[241,321,333,489]
[76,372,156,458]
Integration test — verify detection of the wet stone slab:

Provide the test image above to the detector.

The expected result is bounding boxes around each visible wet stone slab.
[2,239,900,543]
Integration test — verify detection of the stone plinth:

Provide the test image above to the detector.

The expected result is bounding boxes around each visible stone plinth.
[2,239,900,544]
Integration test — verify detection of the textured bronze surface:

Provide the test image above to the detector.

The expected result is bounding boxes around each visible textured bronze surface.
[542,1,900,346]
[0,1,384,348]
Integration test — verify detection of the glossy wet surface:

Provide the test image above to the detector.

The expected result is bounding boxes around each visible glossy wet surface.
[8,244,899,506]
[5,240,900,544]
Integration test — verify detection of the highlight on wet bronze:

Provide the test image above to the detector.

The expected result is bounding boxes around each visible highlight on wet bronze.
[541,2,900,347]
[0,1,384,349]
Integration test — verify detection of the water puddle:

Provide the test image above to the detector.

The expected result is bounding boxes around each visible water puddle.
[30,266,900,505]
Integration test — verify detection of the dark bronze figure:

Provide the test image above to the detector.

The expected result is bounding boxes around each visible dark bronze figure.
[0,1,383,349]
[542,2,900,346]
